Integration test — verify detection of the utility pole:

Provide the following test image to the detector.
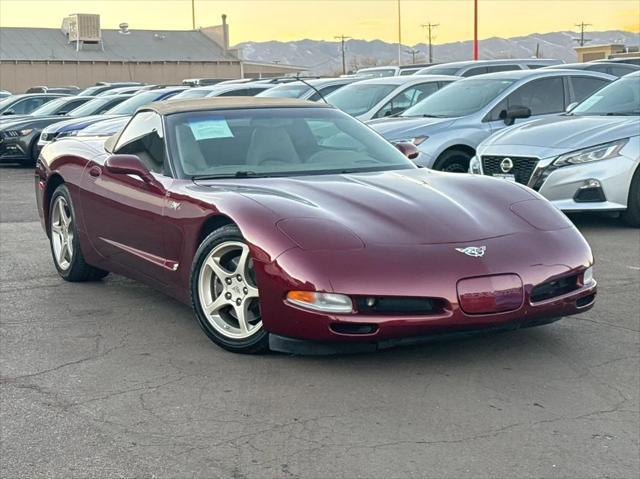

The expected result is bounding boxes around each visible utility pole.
[574,22,592,47]
[191,0,196,30]
[405,49,420,64]
[473,0,479,60]
[335,35,351,75]
[420,22,439,63]
[397,0,403,66]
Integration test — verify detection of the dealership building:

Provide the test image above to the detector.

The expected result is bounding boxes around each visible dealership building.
[0,14,305,93]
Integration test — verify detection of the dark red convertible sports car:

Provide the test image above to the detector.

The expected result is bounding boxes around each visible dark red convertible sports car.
[36,97,597,354]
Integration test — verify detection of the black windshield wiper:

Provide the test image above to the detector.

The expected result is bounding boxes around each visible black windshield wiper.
[604,111,640,116]
[422,114,443,118]
[192,171,268,180]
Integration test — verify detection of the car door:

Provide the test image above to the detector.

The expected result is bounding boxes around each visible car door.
[486,76,567,133]
[80,111,173,284]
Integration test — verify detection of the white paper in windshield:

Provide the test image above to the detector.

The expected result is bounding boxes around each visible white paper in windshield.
[189,117,234,140]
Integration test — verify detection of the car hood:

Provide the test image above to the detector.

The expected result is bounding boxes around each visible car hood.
[0,116,68,130]
[366,116,456,140]
[483,115,639,151]
[42,114,121,133]
[0,114,32,125]
[195,168,561,246]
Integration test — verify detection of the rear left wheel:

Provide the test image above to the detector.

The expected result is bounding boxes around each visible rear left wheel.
[190,225,268,354]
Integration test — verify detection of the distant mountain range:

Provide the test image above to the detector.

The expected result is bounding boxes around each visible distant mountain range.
[235,30,640,74]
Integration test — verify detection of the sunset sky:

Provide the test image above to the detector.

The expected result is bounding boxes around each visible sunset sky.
[1,0,638,46]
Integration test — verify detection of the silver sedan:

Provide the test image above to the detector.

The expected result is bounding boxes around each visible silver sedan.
[471,72,640,226]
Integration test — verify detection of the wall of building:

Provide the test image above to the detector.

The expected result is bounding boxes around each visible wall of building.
[575,44,626,62]
[0,60,242,92]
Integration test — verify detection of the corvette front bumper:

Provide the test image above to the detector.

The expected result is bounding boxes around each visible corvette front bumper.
[268,315,564,355]
[256,228,596,348]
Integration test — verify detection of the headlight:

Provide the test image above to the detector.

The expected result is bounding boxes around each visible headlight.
[553,139,628,167]
[582,266,594,286]
[469,156,481,174]
[55,130,79,140]
[286,291,353,313]
[4,128,34,137]
[395,135,428,146]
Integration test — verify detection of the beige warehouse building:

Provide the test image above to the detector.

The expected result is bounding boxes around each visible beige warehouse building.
[0,14,305,93]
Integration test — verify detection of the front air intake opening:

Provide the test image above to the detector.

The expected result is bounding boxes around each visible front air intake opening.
[531,274,580,303]
[576,293,596,307]
[330,323,378,335]
[353,296,447,315]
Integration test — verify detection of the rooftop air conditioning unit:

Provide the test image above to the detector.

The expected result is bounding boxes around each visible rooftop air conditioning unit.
[62,14,102,51]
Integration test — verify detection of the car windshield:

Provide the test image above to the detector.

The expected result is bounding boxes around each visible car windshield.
[400,78,515,118]
[416,66,461,76]
[356,69,396,78]
[172,89,213,99]
[78,86,105,96]
[28,98,68,116]
[571,76,640,116]
[166,107,415,178]
[0,96,15,110]
[326,84,397,116]
[106,91,170,115]
[257,84,310,98]
[66,97,114,117]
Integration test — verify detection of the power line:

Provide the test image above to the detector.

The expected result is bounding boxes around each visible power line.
[405,49,420,64]
[574,21,592,47]
[420,22,439,63]
[334,35,352,75]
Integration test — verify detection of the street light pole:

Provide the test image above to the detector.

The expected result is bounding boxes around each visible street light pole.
[405,49,420,64]
[473,0,479,60]
[191,0,196,30]
[397,0,402,66]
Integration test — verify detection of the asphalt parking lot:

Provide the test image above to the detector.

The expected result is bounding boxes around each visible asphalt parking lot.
[0,164,638,479]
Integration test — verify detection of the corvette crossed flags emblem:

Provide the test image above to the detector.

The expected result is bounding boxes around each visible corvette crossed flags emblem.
[455,246,487,258]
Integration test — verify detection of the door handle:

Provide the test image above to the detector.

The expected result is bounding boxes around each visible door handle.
[88,166,102,178]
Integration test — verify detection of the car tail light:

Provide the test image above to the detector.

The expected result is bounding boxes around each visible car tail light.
[457,274,523,315]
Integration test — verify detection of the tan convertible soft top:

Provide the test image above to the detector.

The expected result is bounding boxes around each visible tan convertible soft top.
[142,96,332,115]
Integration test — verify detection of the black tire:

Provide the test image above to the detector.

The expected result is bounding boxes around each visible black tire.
[49,184,109,282]
[621,167,640,227]
[434,149,473,173]
[190,224,269,354]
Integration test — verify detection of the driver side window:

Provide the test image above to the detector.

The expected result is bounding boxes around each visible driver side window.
[115,112,167,175]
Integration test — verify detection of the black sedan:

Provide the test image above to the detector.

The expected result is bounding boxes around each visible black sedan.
[0,94,67,116]
[0,96,97,165]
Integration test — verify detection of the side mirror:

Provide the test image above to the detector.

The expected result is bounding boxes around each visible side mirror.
[2,109,15,115]
[500,105,531,126]
[104,154,164,191]
[394,141,420,160]
[566,102,578,113]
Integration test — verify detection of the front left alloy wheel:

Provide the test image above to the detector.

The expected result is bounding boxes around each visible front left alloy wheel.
[49,184,109,281]
[191,225,268,353]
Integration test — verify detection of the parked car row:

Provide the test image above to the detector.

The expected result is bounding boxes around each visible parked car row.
[3,60,638,227]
